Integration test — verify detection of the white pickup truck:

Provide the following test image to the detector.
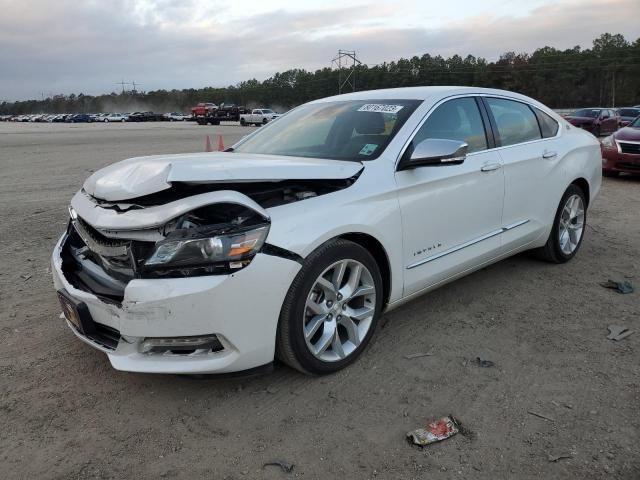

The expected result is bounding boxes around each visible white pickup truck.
[239,108,280,126]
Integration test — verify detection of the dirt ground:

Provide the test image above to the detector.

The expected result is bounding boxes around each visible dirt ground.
[1,122,638,480]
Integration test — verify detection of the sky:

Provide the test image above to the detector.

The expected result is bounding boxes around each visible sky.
[0,0,638,101]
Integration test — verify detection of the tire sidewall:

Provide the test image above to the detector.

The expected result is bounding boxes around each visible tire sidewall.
[280,240,384,374]
[549,184,587,262]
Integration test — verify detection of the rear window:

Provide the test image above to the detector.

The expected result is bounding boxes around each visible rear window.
[619,109,640,117]
[534,109,559,138]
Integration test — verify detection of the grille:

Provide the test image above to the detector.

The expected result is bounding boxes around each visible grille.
[617,162,640,171]
[619,142,640,155]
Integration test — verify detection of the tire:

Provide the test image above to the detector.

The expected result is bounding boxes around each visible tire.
[104,119,109,123]
[603,169,619,178]
[240,118,246,126]
[262,118,268,125]
[276,239,384,375]
[121,119,125,123]
[533,184,587,263]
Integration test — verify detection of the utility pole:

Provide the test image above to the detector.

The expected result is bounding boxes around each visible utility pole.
[331,50,361,94]
[611,66,616,108]
[132,81,141,93]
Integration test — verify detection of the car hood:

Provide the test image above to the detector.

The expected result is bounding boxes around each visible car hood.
[84,152,364,201]
[614,127,640,142]
[566,116,595,124]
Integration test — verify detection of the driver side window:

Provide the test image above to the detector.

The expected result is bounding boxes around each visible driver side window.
[412,98,488,154]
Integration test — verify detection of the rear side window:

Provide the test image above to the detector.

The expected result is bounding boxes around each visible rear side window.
[534,109,559,138]
[412,97,488,153]
[486,98,542,146]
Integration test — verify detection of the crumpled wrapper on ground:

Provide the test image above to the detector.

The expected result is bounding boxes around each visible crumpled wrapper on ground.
[407,415,460,446]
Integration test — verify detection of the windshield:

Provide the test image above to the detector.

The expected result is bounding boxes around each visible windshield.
[571,109,600,118]
[262,109,274,114]
[630,117,640,128]
[233,99,421,161]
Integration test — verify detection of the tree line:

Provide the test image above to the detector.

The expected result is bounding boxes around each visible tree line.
[2,33,639,115]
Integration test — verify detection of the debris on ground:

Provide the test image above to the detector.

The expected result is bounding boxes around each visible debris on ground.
[607,325,634,341]
[600,279,634,294]
[548,453,573,462]
[475,357,495,368]
[407,415,460,446]
[404,352,433,359]
[527,411,555,422]
[20,274,32,281]
[263,461,294,473]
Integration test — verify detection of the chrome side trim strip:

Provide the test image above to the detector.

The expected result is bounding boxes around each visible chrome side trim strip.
[406,219,530,269]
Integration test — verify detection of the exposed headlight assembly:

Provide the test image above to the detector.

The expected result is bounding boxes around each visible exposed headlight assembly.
[144,223,269,274]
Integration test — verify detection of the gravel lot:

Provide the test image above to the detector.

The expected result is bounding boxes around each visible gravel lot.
[1,122,639,479]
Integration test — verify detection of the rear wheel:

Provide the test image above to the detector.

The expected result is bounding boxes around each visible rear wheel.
[240,118,246,126]
[533,184,586,263]
[276,239,383,375]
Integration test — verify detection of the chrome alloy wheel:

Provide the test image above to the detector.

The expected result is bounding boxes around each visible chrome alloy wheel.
[558,194,585,255]
[303,259,377,362]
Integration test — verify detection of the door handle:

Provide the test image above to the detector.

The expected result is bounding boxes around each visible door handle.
[542,151,558,159]
[481,163,502,172]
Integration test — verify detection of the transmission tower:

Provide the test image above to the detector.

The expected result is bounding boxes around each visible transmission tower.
[331,50,361,94]
[116,80,131,94]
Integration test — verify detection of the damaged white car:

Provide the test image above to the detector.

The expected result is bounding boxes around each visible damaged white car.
[52,87,601,375]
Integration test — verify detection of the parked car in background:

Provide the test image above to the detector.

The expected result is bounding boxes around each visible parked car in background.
[240,108,280,126]
[164,112,191,121]
[52,86,601,375]
[616,107,640,127]
[565,108,620,136]
[601,115,640,176]
[66,114,92,123]
[104,113,129,123]
[128,111,161,122]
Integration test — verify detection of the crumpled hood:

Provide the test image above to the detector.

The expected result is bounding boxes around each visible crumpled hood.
[84,152,363,202]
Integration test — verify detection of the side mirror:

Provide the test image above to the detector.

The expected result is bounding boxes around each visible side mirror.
[398,139,468,170]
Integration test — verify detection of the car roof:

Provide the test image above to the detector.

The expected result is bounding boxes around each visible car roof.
[310,86,549,110]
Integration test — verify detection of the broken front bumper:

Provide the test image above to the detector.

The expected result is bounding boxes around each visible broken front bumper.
[52,233,301,374]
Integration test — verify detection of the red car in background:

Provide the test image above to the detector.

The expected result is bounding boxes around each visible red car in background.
[566,108,620,136]
[601,116,640,176]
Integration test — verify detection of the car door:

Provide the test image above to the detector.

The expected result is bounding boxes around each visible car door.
[395,96,505,297]
[482,96,563,251]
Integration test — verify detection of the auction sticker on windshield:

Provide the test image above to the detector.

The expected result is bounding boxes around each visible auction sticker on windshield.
[358,104,404,113]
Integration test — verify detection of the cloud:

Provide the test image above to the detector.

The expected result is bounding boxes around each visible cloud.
[0,0,637,100]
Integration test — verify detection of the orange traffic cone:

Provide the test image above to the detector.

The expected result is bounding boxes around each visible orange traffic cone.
[205,135,213,152]
[218,134,225,152]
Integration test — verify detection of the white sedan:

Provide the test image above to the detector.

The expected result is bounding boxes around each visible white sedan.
[104,113,128,123]
[52,86,601,375]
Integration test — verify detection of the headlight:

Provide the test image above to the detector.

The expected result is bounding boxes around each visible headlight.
[601,135,615,148]
[145,224,269,270]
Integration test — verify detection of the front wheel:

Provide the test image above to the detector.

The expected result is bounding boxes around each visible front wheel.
[276,239,383,375]
[533,184,586,263]
[240,118,246,126]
